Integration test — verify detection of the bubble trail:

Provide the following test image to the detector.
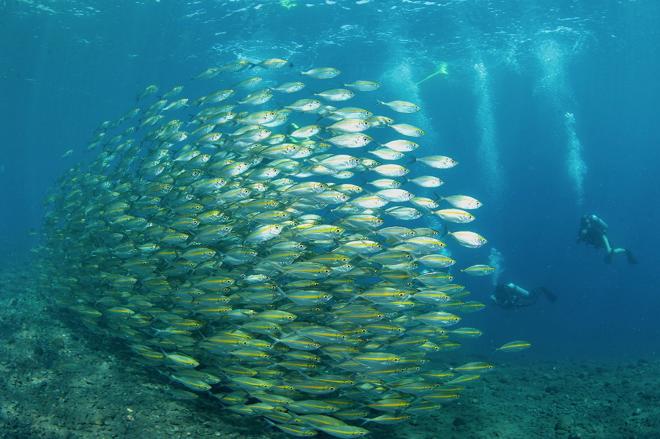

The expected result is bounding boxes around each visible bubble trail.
[488,247,504,287]
[535,38,587,206]
[473,61,502,199]
[564,111,587,205]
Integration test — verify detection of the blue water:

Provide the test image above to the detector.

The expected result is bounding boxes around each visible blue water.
[1,0,659,361]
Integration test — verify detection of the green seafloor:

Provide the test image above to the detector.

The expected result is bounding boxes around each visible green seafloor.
[1,265,658,439]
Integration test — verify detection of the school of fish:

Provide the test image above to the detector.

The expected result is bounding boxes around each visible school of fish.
[41,57,502,438]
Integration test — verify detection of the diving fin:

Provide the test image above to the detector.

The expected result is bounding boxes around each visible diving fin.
[540,287,557,303]
[416,62,449,86]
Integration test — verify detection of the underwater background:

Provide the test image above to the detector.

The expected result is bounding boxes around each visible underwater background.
[1,0,660,438]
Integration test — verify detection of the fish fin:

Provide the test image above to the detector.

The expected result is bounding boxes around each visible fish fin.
[262,260,286,273]
[439,224,451,238]
[431,192,444,203]
[267,335,281,346]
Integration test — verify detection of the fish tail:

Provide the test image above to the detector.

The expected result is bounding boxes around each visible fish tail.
[439,223,451,238]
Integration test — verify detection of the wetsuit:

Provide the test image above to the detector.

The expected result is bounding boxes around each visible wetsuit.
[492,283,556,310]
[577,214,608,249]
[577,214,637,264]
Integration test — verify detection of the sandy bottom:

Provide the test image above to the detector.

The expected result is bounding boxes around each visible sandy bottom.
[1,287,658,439]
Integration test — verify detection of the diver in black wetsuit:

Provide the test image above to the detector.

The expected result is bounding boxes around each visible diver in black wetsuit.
[491,282,556,310]
[577,214,637,264]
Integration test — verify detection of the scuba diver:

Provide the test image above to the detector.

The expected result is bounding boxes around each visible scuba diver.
[491,282,556,310]
[577,214,637,264]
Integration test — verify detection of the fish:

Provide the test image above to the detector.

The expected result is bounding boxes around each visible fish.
[317,425,370,438]
[38,58,501,437]
[411,290,453,307]
[328,119,371,133]
[239,110,278,125]
[316,89,355,102]
[376,188,414,202]
[368,178,401,189]
[450,327,483,338]
[331,107,372,120]
[344,80,380,91]
[441,194,482,210]
[259,58,289,69]
[433,209,475,224]
[239,88,273,105]
[266,420,318,436]
[368,148,404,161]
[497,340,532,352]
[367,115,393,127]
[273,81,306,93]
[366,399,411,412]
[461,264,496,276]
[287,98,322,112]
[390,123,424,137]
[165,353,200,369]
[448,231,487,248]
[301,67,342,79]
[417,255,456,269]
[381,139,419,152]
[459,301,486,313]
[452,362,494,374]
[291,125,321,139]
[446,374,481,385]
[194,67,221,80]
[378,100,420,113]
[137,84,158,100]
[373,164,409,177]
[410,197,439,210]
[414,311,461,326]
[416,155,458,169]
[328,134,373,148]
[170,374,212,392]
[245,224,285,243]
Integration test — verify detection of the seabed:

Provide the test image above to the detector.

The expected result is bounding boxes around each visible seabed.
[0,283,658,439]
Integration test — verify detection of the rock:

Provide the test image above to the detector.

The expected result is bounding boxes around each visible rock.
[555,415,572,432]
[545,385,560,394]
